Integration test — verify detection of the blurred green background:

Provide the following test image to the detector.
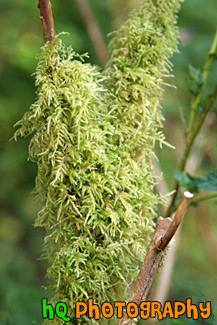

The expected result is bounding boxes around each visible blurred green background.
[0,0,217,324]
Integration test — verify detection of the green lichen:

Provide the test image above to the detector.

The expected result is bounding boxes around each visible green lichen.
[15,0,182,324]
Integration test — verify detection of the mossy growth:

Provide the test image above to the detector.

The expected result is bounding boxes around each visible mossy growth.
[15,0,182,324]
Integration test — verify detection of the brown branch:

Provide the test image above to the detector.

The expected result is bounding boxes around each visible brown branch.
[119,192,193,325]
[148,227,180,324]
[38,0,56,43]
[150,147,203,318]
[157,192,193,250]
[74,0,109,66]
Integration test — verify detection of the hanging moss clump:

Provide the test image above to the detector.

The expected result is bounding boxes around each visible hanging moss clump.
[15,0,182,324]
[104,0,182,159]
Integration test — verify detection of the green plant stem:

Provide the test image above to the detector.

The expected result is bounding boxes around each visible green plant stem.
[166,84,217,217]
[187,28,217,133]
[191,193,217,205]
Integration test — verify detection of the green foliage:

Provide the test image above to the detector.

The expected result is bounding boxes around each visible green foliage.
[174,170,217,193]
[188,64,204,95]
[15,0,181,324]
[174,170,199,193]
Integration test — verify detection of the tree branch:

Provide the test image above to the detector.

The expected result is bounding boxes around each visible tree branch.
[119,192,193,325]
[74,0,109,67]
[38,0,56,43]
[150,150,203,317]
[157,192,193,250]
[148,227,180,324]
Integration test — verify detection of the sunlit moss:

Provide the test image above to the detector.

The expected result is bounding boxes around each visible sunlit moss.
[15,0,182,324]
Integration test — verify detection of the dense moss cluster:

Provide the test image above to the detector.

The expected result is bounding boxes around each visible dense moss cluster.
[15,0,182,323]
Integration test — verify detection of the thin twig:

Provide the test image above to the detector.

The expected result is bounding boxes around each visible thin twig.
[38,0,56,43]
[186,84,217,156]
[166,30,217,217]
[166,84,217,217]
[74,0,109,66]
[191,193,217,205]
[119,192,193,325]
[187,28,217,133]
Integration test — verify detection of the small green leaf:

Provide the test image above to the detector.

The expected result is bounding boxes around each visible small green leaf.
[188,64,203,84]
[196,170,217,192]
[173,170,199,193]
[174,170,217,193]
[188,64,203,94]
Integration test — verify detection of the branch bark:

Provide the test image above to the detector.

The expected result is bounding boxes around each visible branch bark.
[149,227,180,306]
[119,191,193,325]
[38,0,56,43]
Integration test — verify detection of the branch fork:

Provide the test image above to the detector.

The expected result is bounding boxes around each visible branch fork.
[119,191,193,325]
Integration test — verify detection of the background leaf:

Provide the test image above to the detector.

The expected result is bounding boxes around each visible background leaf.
[174,170,217,193]
[196,170,217,191]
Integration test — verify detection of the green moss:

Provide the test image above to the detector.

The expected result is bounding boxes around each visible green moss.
[15,0,182,324]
